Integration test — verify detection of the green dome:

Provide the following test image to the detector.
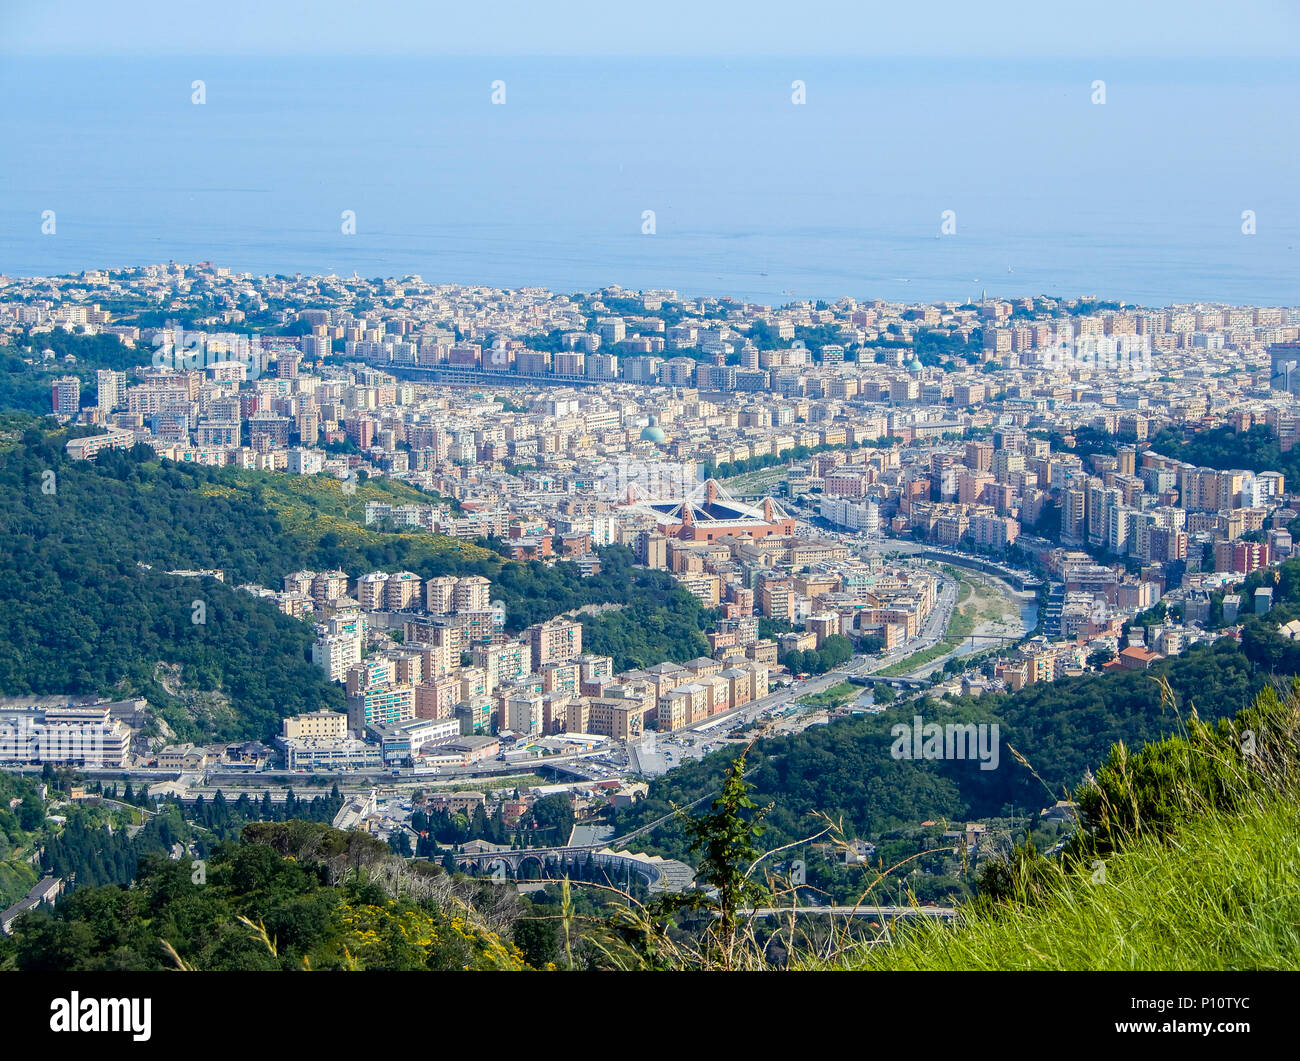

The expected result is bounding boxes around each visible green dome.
[640,415,667,443]
[907,358,924,374]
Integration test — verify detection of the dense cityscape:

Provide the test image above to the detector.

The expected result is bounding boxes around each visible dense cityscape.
[3,264,1299,953]
[1,2,1297,1007]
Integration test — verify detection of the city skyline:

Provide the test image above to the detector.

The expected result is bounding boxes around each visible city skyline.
[5,258,1293,312]
[1,0,1297,986]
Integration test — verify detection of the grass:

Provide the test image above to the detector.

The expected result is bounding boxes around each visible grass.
[0,412,40,455]
[822,677,1300,971]
[952,577,974,605]
[198,467,496,569]
[587,678,1300,971]
[828,791,1300,970]
[945,603,978,642]
[875,642,952,677]
[426,775,547,793]
[0,859,39,909]
[719,466,788,494]
[798,681,857,709]
[875,571,1021,677]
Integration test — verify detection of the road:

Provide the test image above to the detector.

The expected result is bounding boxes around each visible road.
[46,748,612,791]
[855,571,960,677]
[39,550,982,796]
[641,565,964,759]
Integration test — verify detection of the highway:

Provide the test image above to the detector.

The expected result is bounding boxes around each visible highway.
[854,569,960,678]
[46,550,987,798]
[645,567,962,748]
[48,748,612,791]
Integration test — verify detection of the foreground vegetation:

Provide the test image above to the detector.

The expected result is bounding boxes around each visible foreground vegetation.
[4,668,1296,971]
[831,678,1300,970]
[611,637,1261,903]
[586,676,1300,971]
[835,790,1299,970]
[1,822,525,971]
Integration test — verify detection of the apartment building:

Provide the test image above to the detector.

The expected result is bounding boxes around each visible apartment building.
[526,618,583,666]
[0,704,131,768]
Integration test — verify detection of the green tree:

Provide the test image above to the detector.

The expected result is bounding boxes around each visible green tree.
[526,794,574,844]
[1087,648,1115,669]
[819,634,853,670]
[678,754,770,966]
[513,916,560,969]
[16,794,44,831]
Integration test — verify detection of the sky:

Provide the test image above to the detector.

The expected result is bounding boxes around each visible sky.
[1,0,1298,58]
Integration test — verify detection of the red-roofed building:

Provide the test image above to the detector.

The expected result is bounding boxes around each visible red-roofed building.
[1116,645,1162,671]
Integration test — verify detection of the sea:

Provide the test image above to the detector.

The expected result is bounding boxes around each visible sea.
[1,55,1297,306]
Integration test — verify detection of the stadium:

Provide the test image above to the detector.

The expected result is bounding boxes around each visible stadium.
[625,478,795,542]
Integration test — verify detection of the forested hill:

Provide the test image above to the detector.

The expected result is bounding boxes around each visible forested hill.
[1,424,497,588]
[0,422,715,739]
[0,429,351,740]
[2,821,527,972]
[612,638,1261,860]
[1146,423,1299,483]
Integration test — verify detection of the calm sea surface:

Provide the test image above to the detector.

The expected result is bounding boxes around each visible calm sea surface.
[2,56,1297,305]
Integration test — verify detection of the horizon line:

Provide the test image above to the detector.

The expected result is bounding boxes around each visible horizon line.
[3,263,1289,313]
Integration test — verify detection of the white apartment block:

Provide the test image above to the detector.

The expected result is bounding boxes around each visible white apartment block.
[0,705,131,768]
[313,633,362,682]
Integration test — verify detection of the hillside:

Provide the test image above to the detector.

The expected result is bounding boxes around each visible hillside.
[827,681,1300,971]
[6,680,1296,973]
[0,433,350,739]
[0,331,152,417]
[830,792,1299,970]
[0,773,43,908]
[0,424,495,740]
[610,638,1262,900]
[0,422,718,739]
[13,426,495,586]
[584,678,1300,972]
[0,821,527,971]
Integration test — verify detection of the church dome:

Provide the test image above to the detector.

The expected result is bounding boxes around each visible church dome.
[640,415,667,443]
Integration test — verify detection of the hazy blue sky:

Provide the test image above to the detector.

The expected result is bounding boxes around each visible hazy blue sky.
[2,0,1298,57]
